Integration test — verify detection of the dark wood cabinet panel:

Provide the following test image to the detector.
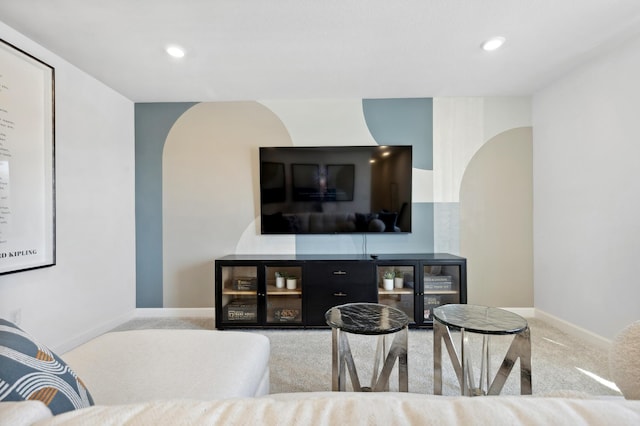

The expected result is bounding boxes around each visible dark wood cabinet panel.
[214,254,466,330]
[304,261,374,285]
[305,282,377,326]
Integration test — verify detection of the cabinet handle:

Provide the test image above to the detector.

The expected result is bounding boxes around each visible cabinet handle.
[333,292,347,297]
[333,270,347,275]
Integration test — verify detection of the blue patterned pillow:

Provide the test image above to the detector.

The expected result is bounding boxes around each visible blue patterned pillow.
[0,318,94,415]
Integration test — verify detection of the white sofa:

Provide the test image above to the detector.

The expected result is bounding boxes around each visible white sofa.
[3,321,640,425]
[60,329,270,404]
[0,325,270,424]
[3,391,640,425]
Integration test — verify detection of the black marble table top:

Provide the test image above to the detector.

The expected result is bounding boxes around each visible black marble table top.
[325,303,409,335]
[433,304,528,335]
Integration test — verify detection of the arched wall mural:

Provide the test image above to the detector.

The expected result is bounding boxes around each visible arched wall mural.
[459,127,533,307]
[135,97,532,309]
[162,102,293,308]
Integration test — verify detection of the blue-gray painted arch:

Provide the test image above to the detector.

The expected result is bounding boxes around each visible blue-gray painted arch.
[135,102,198,308]
[362,98,433,170]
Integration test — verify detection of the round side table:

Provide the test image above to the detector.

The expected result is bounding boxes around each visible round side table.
[433,304,532,396]
[325,303,409,392]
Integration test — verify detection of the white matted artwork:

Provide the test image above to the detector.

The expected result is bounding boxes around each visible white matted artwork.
[0,39,55,274]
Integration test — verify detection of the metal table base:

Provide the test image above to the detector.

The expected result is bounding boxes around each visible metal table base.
[433,305,532,396]
[326,303,409,393]
[331,327,408,392]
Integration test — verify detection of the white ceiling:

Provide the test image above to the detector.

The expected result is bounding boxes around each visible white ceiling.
[1,0,640,102]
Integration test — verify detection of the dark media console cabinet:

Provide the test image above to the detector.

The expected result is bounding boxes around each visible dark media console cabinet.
[215,253,466,330]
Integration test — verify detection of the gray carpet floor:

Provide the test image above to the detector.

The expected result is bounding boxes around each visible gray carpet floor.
[112,317,621,397]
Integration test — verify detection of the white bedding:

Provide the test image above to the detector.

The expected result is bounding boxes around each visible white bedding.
[32,392,640,426]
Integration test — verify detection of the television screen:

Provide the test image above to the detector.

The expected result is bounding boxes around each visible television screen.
[259,146,412,234]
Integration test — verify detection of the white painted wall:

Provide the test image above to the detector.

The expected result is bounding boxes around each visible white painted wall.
[0,22,136,352]
[533,34,640,340]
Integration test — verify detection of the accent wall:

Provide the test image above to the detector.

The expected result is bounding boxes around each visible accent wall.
[136,97,531,310]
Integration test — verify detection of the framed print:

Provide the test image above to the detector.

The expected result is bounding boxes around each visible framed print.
[327,164,354,201]
[0,39,55,274]
[291,163,319,201]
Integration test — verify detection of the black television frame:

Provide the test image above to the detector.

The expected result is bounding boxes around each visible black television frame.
[259,145,412,235]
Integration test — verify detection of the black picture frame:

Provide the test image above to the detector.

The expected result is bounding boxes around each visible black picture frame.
[327,164,354,201]
[0,39,55,274]
[291,163,320,201]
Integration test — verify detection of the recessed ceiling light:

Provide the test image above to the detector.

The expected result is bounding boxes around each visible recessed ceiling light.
[481,36,506,51]
[166,45,185,58]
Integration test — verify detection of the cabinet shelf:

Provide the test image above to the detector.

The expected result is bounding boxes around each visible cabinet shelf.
[378,288,414,295]
[424,290,458,295]
[222,290,256,296]
[267,285,302,295]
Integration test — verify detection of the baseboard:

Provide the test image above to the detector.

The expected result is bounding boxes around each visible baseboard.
[55,310,135,354]
[135,307,215,319]
[535,308,611,350]
[499,307,536,318]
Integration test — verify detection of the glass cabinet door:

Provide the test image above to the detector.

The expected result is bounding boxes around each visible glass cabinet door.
[376,264,415,323]
[422,264,461,322]
[220,265,259,325]
[265,265,303,325]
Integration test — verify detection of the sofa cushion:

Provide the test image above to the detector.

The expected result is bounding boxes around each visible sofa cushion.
[0,319,94,415]
[355,213,378,232]
[308,212,356,233]
[61,329,270,404]
[0,401,53,425]
[378,211,399,232]
[368,218,386,232]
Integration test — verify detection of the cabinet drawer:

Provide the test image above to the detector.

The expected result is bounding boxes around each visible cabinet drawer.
[305,282,377,326]
[305,262,374,285]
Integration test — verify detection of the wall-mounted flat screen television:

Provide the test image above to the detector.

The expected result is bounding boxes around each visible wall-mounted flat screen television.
[259,146,412,234]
